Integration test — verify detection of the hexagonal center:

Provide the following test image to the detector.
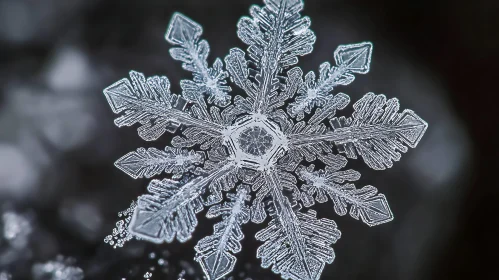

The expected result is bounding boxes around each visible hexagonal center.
[223,115,289,171]
[238,126,274,156]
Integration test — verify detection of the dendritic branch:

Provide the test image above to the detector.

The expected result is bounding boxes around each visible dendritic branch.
[114,147,205,179]
[297,162,393,226]
[129,162,236,243]
[288,42,373,121]
[195,185,251,280]
[289,93,428,170]
[166,13,232,108]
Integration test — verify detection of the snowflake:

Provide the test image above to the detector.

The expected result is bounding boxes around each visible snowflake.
[102,0,428,279]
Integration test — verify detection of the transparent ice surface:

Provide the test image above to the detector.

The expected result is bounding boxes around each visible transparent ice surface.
[102,0,428,279]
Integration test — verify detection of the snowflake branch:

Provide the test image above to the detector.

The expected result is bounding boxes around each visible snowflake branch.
[256,170,340,280]
[237,0,315,114]
[129,162,236,243]
[297,163,393,226]
[104,71,226,140]
[195,185,250,280]
[290,123,417,144]
[114,147,205,179]
[289,93,428,170]
[263,171,315,279]
[166,13,232,108]
[224,48,258,98]
[287,42,373,121]
[114,92,223,136]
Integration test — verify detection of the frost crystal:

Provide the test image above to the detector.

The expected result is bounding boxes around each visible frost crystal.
[104,201,138,248]
[102,0,428,279]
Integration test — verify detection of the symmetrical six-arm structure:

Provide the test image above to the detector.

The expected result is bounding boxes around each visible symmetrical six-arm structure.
[102,0,428,279]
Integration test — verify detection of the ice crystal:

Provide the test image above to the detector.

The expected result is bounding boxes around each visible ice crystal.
[102,0,428,279]
[104,201,138,248]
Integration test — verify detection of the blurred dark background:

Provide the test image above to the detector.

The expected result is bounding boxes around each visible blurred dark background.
[0,0,497,279]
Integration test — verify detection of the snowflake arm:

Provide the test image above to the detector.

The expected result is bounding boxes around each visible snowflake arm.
[269,67,305,113]
[289,93,428,170]
[114,147,205,180]
[225,48,258,99]
[271,109,332,166]
[296,154,393,226]
[257,170,340,280]
[171,121,225,150]
[103,71,225,141]
[237,0,316,113]
[287,42,373,121]
[129,162,236,243]
[195,185,251,280]
[250,170,299,223]
[224,54,305,119]
[166,13,232,109]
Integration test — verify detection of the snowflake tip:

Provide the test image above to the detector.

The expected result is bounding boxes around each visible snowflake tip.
[334,42,373,74]
[199,252,236,280]
[165,12,203,45]
[396,109,429,148]
[360,192,394,227]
